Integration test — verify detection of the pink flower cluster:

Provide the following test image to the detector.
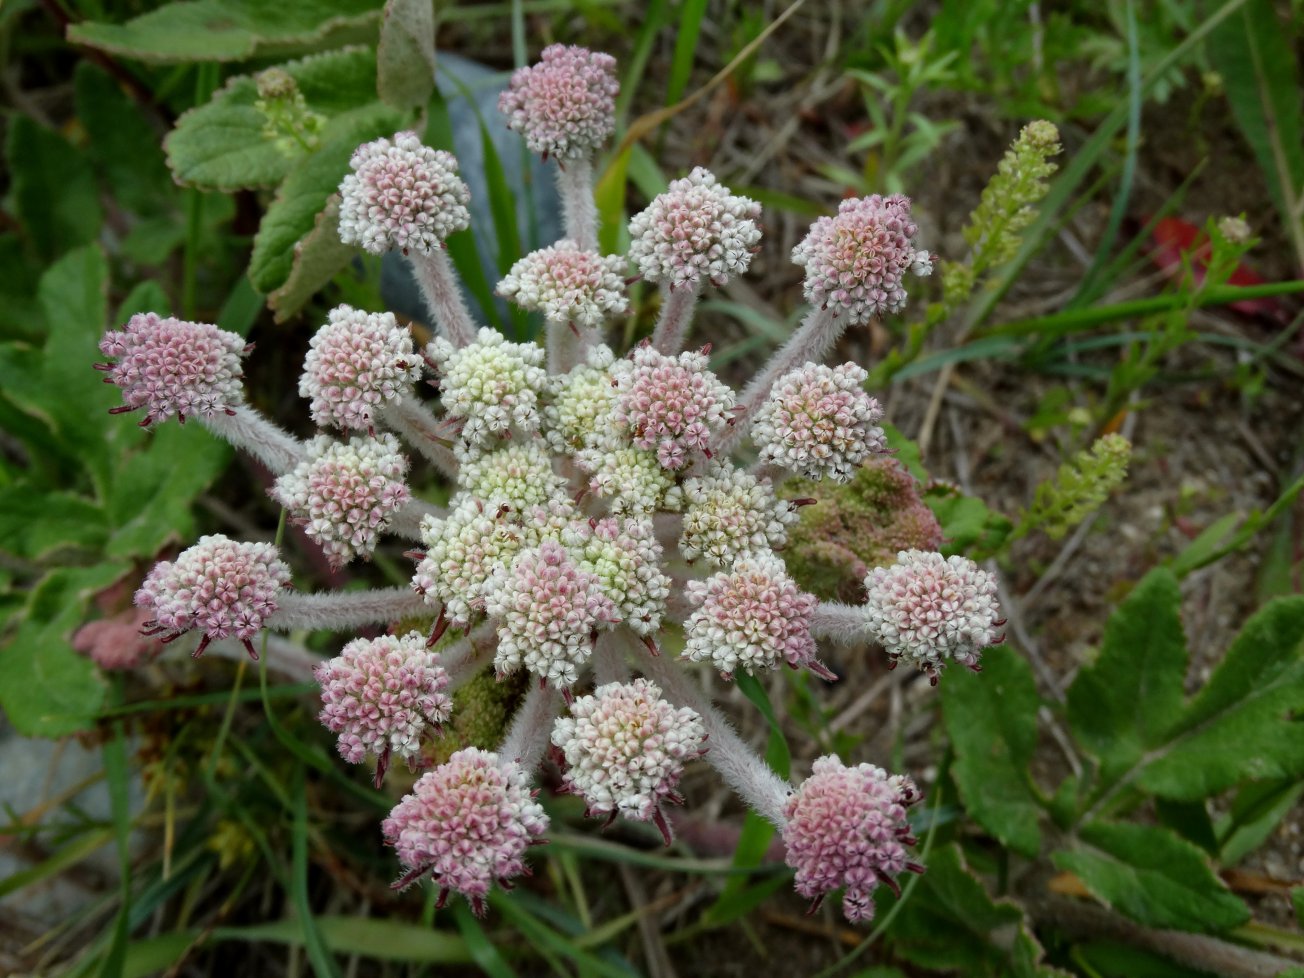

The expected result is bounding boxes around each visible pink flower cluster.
[135,534,290,659]
[484,540,619,688]
[627,167,762,290]
[382,747,549,915]
[271,434,411,567]
[496,240,628,329]
[752,362,886,482]
[863,550,1004,681]
[611,345,735,470]
[552,679,705,841]
[96,313,247,426]
[782,755,921,922]
[315,631,451,785]
[791,194,931,324]
[684,554,830,680]
[498,44,618,160]
[299,305,423,430]
[338,131,471,255]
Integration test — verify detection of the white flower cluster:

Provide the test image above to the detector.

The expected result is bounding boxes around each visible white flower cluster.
[429,328,550,446]
[497,240,628,329]
[669,464,801,565]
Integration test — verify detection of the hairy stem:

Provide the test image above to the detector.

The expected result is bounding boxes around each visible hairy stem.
[269,587,429,632]
[810,602,874,645]
[388,498,448,541]
[592,631,632,686]
[200,405,304,475]
[408,248,477,348]
[206,634,321,681]
[498,682,562,772]
[651,285,700,355]
[556,158,598,252]
[377,395,459,480]
[715,305,844,459]
[439,621,498,689]
[637,640,790,827]
[546,317,586,376]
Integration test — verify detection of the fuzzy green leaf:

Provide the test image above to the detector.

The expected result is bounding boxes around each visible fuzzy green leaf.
[68,0,380,64]
[5,116,103,261]
[165,48,391,191]
[0,565,125,736]
[0,489,107,558]
[248,106,407,294]
[942,645,1043,856]
[74,63,174,217]
[1053,822,1249,933]
[377,0,436,111]
[1136,595,1304,799]
[1067,568,1187,783]
[267,197,356,321]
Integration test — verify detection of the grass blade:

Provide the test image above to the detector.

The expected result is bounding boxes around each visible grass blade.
[665,0,708,107]
[291,764,342,978]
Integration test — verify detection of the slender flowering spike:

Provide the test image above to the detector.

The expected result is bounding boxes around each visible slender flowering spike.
[566,518,670,635]
[543,345,618,452]
[497,240,628,329]
[428,328,549,446]
[484,540,618,688]
[301,305,422,430]
[670,464,800,566]
[315,631,452,785]
[499,45,618,160]
[552,679,705,839]
[684,553,827,679]
[338,131,471,255]
[382,747,548,915]
[611,345,736,470]
[627,167,763,290]
[791,194,931,324]
[863,550,1003,681]
[458,443,568,511]
[271,434,410,567]
[97,313,246,426]
[752,362,887,481]
[135,535,290,660]
[783,756,921,923]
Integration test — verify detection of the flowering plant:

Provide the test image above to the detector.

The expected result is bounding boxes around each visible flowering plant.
[95,43,1007,922]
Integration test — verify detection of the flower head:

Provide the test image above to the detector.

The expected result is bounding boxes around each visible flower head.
[484,540,618,688]
[671,465,799,566]
[382,747,549,915]
[458,442,568,511]
[135,535,290,659]
[271,434,410,567]
[315,631,451,785]
[684,553,826,679]
[338,131,471,255]
[499,45,618,160]
[575,443,675,515]
[73,608,164,671]
[428,328,549,446]
[97,313,246,426]
[497,240,628,329]
[627,168,762,290]
[783,755,921,923]
[611,345,736,470]
[552,679,705,840]
[300,305,422,430]
[791,195,930,323]
[863,550,1003,681]
[752,362,886,481]
[414,498,526,628]
[543,345,618,453]
[566,518,670,635]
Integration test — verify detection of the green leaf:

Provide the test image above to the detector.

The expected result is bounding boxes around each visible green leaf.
[248,105,407,293]
[5,116,103,261]
[923,484,1013,557]
[942,645,1043,856]
[1293,887,1303,928]
[1207,0,1304,268]
[68,0,380,63]
[1136,595,1304,799]
[0,564,124,737]
[377,0,435,111]
[1067,569,1187,785]
[1053,822,1249,933]
[291,766,342,978]
[165,48,393,191]
[1217,779,1304,865]
[0,488,107,558]
[74,63,174,217]
[267,197,356,321]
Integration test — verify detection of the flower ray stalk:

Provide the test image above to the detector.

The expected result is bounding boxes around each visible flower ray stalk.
[557,159,598,252]
[377,395,461,480]
[269,587,431,632]
[409,249,478,349]
[651,285,700,354]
